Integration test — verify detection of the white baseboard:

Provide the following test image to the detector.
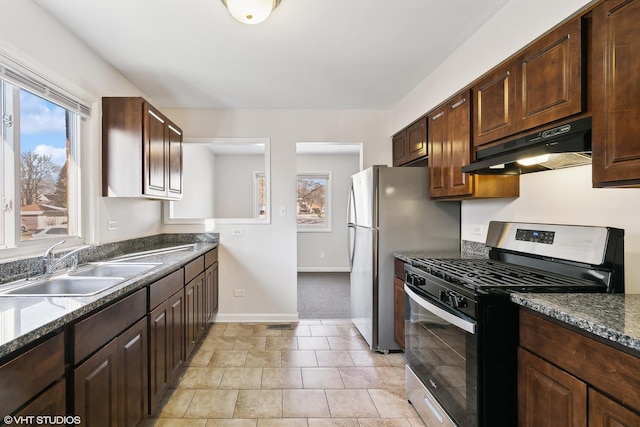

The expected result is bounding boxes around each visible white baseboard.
[297,267,350,273]
[212,312,300,323]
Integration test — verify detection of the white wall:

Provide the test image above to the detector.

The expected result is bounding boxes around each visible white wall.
[297,152,360,272]
[1,0,167,246]
[391,0,640,293]
[214,154,263,218]
[172,143,216,219]
[161,109,390,321]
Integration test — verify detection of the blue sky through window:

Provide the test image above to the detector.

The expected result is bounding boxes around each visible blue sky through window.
[19,90,67,166]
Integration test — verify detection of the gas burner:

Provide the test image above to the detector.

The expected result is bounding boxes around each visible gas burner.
[411,257,606,291]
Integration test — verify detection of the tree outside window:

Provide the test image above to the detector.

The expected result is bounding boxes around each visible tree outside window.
[297,173,330,230]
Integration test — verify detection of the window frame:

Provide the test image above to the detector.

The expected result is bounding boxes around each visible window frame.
[0,54,90,257]
[296,171,332,233]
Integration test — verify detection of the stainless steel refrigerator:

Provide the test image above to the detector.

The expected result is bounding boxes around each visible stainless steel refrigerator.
[347,165,460,352]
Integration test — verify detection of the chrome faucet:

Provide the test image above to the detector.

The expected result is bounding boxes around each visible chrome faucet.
[43,240,91,274]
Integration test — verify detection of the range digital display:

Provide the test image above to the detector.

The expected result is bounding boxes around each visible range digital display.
[515,228,555,244]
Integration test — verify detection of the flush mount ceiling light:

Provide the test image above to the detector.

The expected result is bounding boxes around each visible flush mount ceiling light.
[221,0,281,25]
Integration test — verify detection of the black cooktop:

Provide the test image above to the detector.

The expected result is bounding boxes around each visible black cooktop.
[410,257,605,291]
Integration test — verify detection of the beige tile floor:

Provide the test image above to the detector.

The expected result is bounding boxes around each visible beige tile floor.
[146,319,426,426]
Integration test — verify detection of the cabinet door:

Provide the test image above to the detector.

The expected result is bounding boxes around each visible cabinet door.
[518,347,587,427]
[14,380,66,424]
[393,277,405,351]
[74,339,118,427]
[428,106,448,198]
[518,18,583,130]
[169,290,185,381]
[446,93,473,197]
[406,117,428,163]
[185,273,204,359]
[204,262,219,324]
[117,317,148,427]
[592,0,640,186]
[149,299,170,412]
[589,388,640,427]
[473,62,517,146]
[167,123,183,197]
[392,131,408,166]
[144,103,168,197]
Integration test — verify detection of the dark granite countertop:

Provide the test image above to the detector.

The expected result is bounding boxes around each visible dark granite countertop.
[0,237,218,359]
[511,293,640,354]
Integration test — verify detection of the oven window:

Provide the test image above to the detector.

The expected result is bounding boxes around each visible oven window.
[405,288,477,426]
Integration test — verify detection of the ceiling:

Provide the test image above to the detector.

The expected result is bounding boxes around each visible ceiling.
[33,0,509,110]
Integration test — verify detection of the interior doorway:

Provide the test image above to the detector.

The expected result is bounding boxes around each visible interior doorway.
[296,142,362,319]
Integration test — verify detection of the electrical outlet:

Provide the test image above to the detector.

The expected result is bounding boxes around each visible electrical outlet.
[233,289,246,297]
[279,206,287,216]
[471,224,483,235]
[320,252,325,259]
[232,228,244,236]
[107,220,118,231]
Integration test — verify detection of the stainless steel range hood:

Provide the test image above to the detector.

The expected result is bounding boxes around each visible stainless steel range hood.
[462,117,592,175]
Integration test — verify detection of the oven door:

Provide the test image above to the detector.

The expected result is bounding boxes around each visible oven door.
[405,283,478,427]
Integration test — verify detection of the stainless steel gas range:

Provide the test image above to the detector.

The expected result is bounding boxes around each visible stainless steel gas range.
[404,221,625,427]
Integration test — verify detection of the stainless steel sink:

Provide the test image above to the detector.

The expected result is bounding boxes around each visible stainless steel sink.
[0,276,124,297]
[0,262,160,297]
[70,262,160,278]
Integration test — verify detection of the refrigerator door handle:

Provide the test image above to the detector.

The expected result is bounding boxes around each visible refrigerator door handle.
[347,181,357,225]
[347,182,357,271]
[348,225,356,271]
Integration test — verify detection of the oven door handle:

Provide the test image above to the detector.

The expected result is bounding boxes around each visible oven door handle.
[405,284,476,334]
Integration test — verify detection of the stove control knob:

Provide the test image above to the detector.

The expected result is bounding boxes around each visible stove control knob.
[452,295,467,308]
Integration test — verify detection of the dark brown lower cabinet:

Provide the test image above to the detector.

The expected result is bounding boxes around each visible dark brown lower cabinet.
[518,347,587,427]
[0,332,65,418]
[149,289,184,413]
[117,317,147,427]
[589,388,640,427]
[204,261,219,323]
[393,277,405,351]
[14,380,66,425]
[74,317,147,427]
[519,309,640,427]
[74,339,118,427]
[185,272,204,359]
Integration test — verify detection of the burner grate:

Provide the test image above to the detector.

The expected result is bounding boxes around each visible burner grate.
[411,258,599,289]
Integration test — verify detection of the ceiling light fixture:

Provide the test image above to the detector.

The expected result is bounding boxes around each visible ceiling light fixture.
[221,0,281,25]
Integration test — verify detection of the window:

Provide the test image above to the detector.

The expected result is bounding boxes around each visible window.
[254,171,266,219]
[1,57,88,250]
[297,172,331,231]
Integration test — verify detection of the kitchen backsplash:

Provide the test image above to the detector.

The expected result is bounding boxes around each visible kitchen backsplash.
[461,240,489,258]
[0,233,219,285]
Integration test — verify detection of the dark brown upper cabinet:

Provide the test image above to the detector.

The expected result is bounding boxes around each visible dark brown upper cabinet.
[591,0,640,187]
[518,17,583,130]
[392,117,427,166]
[102,97,183,200]
[429,91,519,200]
[473,17,583,148]
[429,92,473,198]
[473,62,518,147]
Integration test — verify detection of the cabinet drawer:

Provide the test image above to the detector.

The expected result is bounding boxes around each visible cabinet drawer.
[520,309,640,413]
[74,288,146,363]
[0,333,64,416]
[205,247,218,268]
[184,256,204,284]
[149,269,184,310]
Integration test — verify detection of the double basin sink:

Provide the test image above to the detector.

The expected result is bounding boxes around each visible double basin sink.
[0,262,160,297]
